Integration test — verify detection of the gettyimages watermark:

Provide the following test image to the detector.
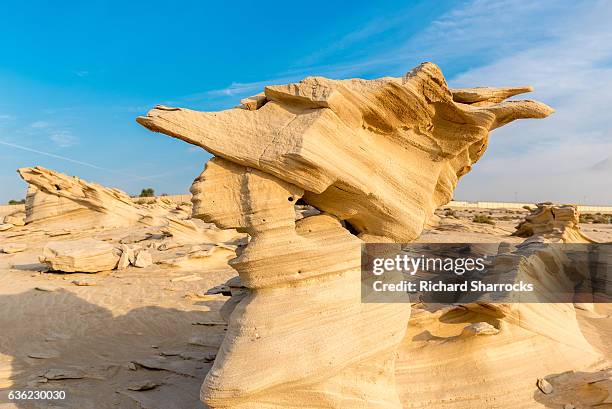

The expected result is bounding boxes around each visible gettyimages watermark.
[361,243,611,304]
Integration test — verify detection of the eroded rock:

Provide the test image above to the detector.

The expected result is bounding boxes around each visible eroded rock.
[1,243,27,254]
[513,203,596,243]
[137,62,554,409]
[134,249,152,268]
[18,167,148,230]
[40,238,120,273]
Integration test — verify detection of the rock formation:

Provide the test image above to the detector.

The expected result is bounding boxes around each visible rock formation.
[18,166,150,230]
[40,238,121,273]
[162,217,242,245]
[513,202,596,243]
[137,62,554,408]
[395,241,608,408]
[2,210,25,227]
[138,63,553,243]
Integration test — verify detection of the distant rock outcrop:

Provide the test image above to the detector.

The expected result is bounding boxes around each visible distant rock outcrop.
[513,202,597,242]
[137,62,554,408]
[396,241,608,408]
[2,210,25,227]
[18,166,149,230]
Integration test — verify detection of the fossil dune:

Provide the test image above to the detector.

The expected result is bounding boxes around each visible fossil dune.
[134,62,611,409]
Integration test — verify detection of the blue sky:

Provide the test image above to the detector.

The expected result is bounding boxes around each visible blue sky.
[1,0,611,204]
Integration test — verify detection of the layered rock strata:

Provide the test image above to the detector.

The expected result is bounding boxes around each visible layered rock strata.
[41,238,121,272]
[137,62,554,408]
[513,202,597,243]
[18,166,149,230]
[396,241,609,408]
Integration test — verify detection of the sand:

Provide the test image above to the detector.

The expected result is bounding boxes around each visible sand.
[1,207,610,408]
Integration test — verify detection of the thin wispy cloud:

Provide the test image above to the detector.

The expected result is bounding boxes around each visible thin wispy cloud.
[169,75,299,106]
[1,1,608,204]
[447,0,612,204]
[30,120,52,129]
[0,139,172,182]
[0,139,110,171]
[171,0,611,204]
[172,0,574,107]
[295,11,419,68]
[49,130,77,147]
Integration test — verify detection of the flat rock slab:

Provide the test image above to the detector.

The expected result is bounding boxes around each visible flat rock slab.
[40,238,120,273]
[28,350,60,359]
[71,279,96,286]
[35,285,57,292]
[132,356,211,378]
[0,243,27,254]
[127,380,162,391]
[42,367,86,380]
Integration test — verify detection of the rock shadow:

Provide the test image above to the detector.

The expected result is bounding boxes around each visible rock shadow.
[0,289,226,409]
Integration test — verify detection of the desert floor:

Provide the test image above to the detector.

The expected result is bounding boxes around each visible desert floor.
[0,207,610,409]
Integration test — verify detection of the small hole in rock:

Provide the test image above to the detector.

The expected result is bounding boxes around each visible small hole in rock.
[342,220,360,236]
[287,197,294,202]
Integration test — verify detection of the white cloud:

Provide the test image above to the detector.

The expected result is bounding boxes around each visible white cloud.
[448,0,612,204]
[162,0,611,204]
[30,120,52,129]
[49,130,78,147]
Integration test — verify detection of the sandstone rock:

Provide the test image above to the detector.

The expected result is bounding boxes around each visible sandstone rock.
[28,350,59,359]
[137,63,554,409]
[134,250,152,268]
[132,356,206,377]
[138,62,552,243]
[513,202,596,243]
[127,380,161,391]
[40,238,120,272]
[119,232,154,244]
[47,229,71,237]
[158,243,237,271]
[117,244,135,269]
[394,239,608,408]
[42,367,85,380]
[71,279,96,286]
[460,321,499,336]
[17,167,151,230]
[117,251,130,269]
[239,93,266,110]
[34,286,57,292]
[162,217,243,245]
[3,212,25,226]
[1,243,27,254]
[537,378,554,394]
[0,223,13,232]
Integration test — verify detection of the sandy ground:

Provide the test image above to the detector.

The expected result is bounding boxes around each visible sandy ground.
[0,223,234,409]
[0,208,610,409]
